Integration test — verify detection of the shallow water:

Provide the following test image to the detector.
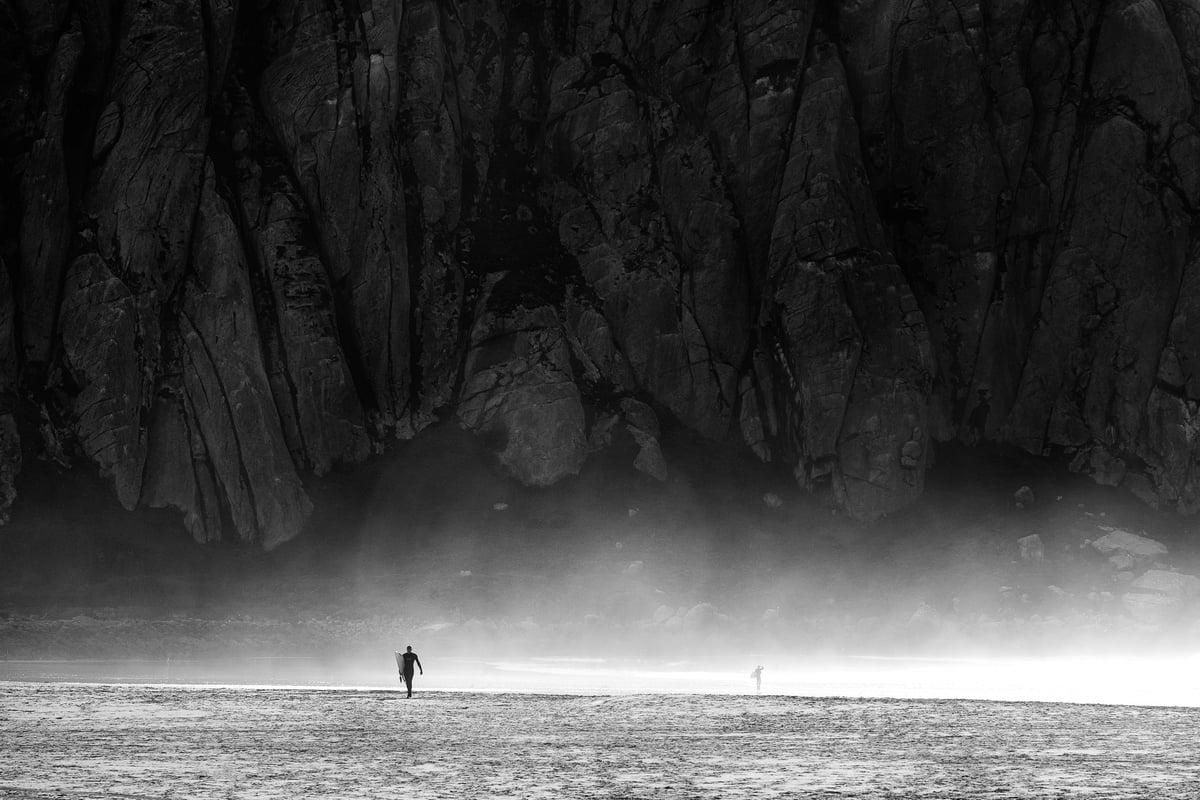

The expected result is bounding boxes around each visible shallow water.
[6,653,1200,706]
[2,681,1198,799]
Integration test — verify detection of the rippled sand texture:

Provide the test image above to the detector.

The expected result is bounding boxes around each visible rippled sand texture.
[2,683,1198,798]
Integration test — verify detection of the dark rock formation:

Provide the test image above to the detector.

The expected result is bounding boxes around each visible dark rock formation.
[18,19,80,366]
[2,0,1200,546]
[258,0,412,427]
[229,92,372,476]
[0,255,19,524]
[457,283,587,487]
[173,163,312,547]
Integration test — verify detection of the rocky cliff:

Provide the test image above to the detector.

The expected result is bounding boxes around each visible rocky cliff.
[1,0,1198,547]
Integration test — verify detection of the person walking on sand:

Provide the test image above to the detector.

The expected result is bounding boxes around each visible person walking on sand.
[751,665,764,694]
[396,645,423,697]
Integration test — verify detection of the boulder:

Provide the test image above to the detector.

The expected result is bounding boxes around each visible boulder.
[1130,569,1200,597]
[621,398,668,481]
[458,297,586,487]
[620,398,660,439]
[1090,530,1169,570]
[739,373,772,462]
[1123,570,1200,620]
[1013,486,1036,508]
[1017,534,1044,562]
[632,438,669,482]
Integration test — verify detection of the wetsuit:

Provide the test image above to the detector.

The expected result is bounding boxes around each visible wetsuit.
[401,651,421,696]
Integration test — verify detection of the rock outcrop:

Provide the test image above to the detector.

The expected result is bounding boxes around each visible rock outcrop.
[2,0,1200,545]
[258,0,412,427]
[1091,529,1170,572]
[0,255,19,524]
[1124,569,1200,620]
[160,164,312,548]
[457,286,587,487]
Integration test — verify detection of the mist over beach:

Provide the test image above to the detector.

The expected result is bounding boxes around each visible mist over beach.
[4,424,1199,707]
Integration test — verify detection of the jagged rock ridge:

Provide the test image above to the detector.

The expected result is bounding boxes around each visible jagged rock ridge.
[1,0,1198,546]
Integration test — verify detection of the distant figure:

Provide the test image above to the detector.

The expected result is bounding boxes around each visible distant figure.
[751,665,764,694]
[396,645,423,698]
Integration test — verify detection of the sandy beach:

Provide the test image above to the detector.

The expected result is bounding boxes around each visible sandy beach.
[3,680,1198,799]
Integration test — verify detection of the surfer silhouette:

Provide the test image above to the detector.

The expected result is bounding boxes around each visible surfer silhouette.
[751,665,764,694]
[396,646,423,697]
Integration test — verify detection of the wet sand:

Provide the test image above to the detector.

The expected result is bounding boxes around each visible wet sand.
[2,681,1198,799]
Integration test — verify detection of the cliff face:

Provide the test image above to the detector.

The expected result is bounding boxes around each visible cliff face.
[1,0,1198,546]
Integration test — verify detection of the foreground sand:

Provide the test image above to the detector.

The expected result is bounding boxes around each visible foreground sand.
[2,681,1198,799]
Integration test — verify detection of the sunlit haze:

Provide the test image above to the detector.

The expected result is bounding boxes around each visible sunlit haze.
[5,652,1200,709]
[4,431,1200,715]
